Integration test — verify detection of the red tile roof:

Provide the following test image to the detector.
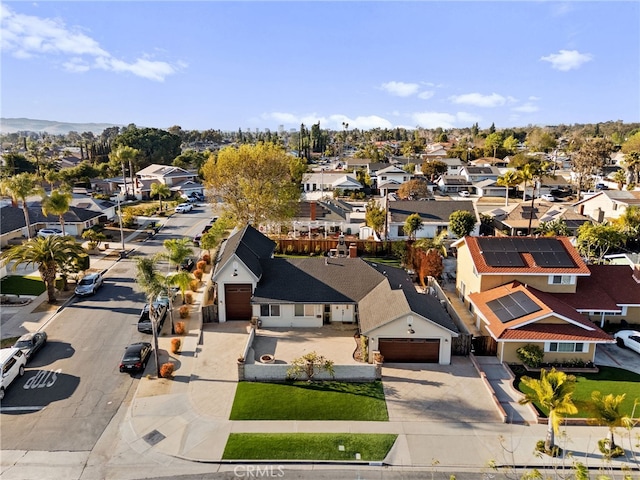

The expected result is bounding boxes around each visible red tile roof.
[464,236,590,275]
[500,323,613,342]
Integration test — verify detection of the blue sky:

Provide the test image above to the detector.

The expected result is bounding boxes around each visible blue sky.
[2,1,639,132]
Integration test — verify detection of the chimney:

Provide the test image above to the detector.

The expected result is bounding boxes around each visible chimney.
[310,201,317,221]
[349,243,357,258]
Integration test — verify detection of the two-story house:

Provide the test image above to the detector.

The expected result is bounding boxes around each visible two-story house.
[135,164,204,200]
[572,190,640,223]
[452,236,618,364]
[373,165,412,197]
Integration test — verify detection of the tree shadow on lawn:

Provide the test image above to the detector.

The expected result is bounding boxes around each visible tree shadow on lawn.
[289,381,386,400]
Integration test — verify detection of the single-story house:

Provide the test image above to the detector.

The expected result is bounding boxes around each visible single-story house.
[386,200,478,241]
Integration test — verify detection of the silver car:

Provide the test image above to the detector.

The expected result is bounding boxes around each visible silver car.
[75,272,104,296]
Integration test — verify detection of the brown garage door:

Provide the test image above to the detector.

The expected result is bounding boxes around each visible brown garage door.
[379,338,440,363]
[224,284,252,320]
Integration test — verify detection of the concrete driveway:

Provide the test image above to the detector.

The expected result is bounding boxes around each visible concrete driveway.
[596,342,640,373]
[382,356,503,423]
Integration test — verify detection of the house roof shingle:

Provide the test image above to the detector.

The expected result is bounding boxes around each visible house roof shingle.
[214,225,276,279]
[389,200,475,223]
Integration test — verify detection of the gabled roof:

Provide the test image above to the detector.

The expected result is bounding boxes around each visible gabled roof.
[389,200,475,224]
[438,175,471,185]
[460,236,590,275]
[377,165,408,175]
[486,202,592,230]
[469,281,611,342]
[214,225,276,279]
[0,205,27,234]
[572,189,640,207]
[461,166,500,175]
[136,164,197,178]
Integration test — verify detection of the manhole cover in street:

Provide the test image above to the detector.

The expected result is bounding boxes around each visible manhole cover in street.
[143,429,166,446]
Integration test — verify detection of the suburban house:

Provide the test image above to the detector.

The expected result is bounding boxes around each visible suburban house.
[458,165,501,184]
[485,200,593,236]
[470,157,510,168]
[572,189,640,223]
[212,225,459,364]
[452,236,616,364]
[436,175,474,195]
[386,199,478,241]
[134,164,204,200]
[70,197,117,221]
[301,172,363,198]
[520,174,572,199]
[436,157,465,176]
[373,165,413,197]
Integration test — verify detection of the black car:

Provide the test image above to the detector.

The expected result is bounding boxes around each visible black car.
[119,342,152,373]
[12,331,47,361]
[181,257,195,272]
[137,302,168,334]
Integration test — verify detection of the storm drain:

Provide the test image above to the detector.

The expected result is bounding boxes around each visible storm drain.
[143,429,166,446]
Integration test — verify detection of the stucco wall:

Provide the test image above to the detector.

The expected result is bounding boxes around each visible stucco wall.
[242,363,377,382]
[216,258,256,323]
[500,341,596,364]
[479,274,578,294]
[252,304,324,328]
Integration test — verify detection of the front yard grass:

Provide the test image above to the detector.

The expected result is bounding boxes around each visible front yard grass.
[230,381,388,421]
[222,433,397,461]
[0,275,46,295]
[517,366,640,418]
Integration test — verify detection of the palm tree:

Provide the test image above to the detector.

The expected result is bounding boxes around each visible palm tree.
[150,183,171,212]
[496,170,521,207]
[519,368,578,454]
[163,238,194,270]
[109,146,139,200]
[534,219,570,237]
[589,391,632,454]
[0,236,88,303]
[134,256,165,377]
[167,270,193,305]
[41,189,73,236]
[0,173,43,239]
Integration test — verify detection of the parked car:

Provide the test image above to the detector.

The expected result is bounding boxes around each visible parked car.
[596,183,609,190]
[459,190,470,197]
[37,228,64,238]
[12,331,47,361]
[137,302,168,334]
[181,257,195,272]
[175,203,193,213]
[0,348,26,400]
[119,342,152,373]
[614,330,640,355]
[540,194,556,202]
[156,287,179,307]
[75,272,104,296]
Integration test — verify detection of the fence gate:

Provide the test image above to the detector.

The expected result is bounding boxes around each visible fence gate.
[451,333,473,356]
[202,304,217,323]
[472,336,498,356]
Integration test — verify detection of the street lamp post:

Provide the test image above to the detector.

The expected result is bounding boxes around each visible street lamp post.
[117,195,126,256]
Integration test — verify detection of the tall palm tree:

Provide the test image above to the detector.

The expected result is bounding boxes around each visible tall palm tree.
[0,236,88,303]
[109,146,139,200]
[163,238,194,269]
[519,368,578,454]
[150,183,172,212]
[589,391,632,454]
[134,256,165,377]
[496,170,521,207]
[41,189,73,236]
[167,270,193,305]
[0,172,43,239]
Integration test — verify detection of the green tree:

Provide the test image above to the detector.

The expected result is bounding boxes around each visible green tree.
[572,137,614,191]
[403,213,423,241]
[365,199,386,239]
[0,236,88,303]
[614,205,640,239]
[0,152,35,175]
[134,256,165,377]
[286,351,335,382]
[82,229,107,250]
[200,217,230,255]
[576,222,626,263]
[108,146,140,199]
[113,125,182,169]
[150,183,171,212]
[621,131,640,185]
[503,135,519,155]
[448,210,476,238]
[163,238,194,270]
[397,179,430,200]
[588,391,633,455]
[534,219,570,237]
[612,168,627,190]
[202,142,301,226]
[421,160,447,181]
[41,189,72,236]
[484,132,503,158]
[0,173,43,239]
[167,270,193,306]
[526,128,557,153]
[496,170,521,207]
[519,368,578,454]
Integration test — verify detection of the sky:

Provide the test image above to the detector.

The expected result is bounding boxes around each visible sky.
[1,1,639,133]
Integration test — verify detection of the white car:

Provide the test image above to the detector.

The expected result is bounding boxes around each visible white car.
[459,190,470,197]
[175,203,193,213]
[541,194,556,202]
[75,272,104,296]
[0,348,26,400]
[37,228,64,238]
[614,330,640,355]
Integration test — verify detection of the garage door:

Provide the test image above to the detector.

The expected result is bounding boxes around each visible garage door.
[379,338,440,363]
[224,284,252,320]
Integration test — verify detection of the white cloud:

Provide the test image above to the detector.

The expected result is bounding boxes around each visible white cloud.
[260,112,392,130]
[540,49,593,71]
[449,93,510,108]
[381,81,420,97]
[411,112,457,129]
[528,96,541,101]
[512,103,539,113]
[417,90,435,100]
[0,5,180,81]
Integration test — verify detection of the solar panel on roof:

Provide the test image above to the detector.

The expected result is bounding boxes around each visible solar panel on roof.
[486,290,542,323]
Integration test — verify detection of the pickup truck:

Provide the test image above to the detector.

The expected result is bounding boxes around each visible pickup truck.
[137,302,168,334]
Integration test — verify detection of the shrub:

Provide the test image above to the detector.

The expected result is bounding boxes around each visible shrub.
[179,305,190,318]
[285,244,294,254]
[196,260,206,271]
[185,291,194,304]
[175,321,186,335]
[201,253,211,265]
[516,344,544,368]
[189,280,199,292]
[193,269,203,280]
[160,362,175,378]
[170,338,181,354]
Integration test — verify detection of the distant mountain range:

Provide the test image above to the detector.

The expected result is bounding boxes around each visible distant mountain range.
[0,118,123,135]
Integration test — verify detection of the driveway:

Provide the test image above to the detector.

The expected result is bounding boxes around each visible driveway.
[596,342,640,373]
[382,356,503,423]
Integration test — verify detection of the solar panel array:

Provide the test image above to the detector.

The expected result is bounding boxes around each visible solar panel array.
[486,290,542,323]
[476,237,575,268]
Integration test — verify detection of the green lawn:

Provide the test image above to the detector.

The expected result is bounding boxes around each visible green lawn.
[230,381,389,421]
[222,433,397,461]
[0,275,46,295]
[362,256,402,267]
[517,367,640,418]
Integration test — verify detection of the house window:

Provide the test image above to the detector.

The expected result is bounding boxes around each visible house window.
[260,305,280,317]
[398,226,405,237]
[546,342,586,353]
[294,304,314,316]
[550,275,573,285]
